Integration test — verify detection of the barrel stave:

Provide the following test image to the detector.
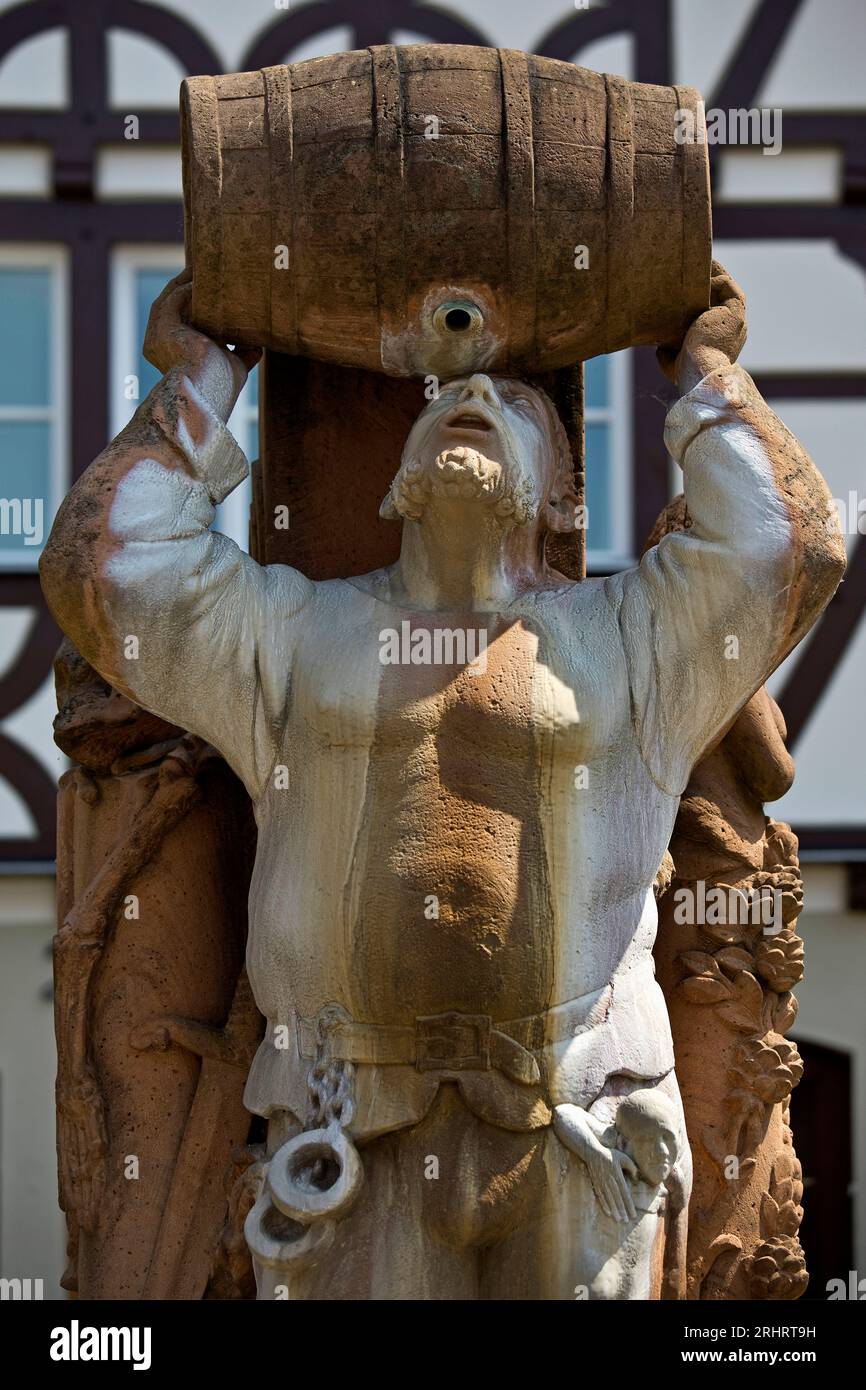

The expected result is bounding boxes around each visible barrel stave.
[536,209,608,366]
[293,140,376,212]
[399,44,501,74]
[528,58,607,145]
[403,67,502,138]
[182,45,711,376]
[291,49,371,87]
[213,71,262,100]
[292,75,372,145]
[404,133,503,210]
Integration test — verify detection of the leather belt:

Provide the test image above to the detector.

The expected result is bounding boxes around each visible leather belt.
[296,988,612,1089]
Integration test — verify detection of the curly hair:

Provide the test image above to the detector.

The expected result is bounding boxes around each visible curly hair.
[530,383,578,513]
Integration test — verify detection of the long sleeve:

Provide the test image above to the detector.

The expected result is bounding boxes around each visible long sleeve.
[40,367,313,800]
[606,364,846,796]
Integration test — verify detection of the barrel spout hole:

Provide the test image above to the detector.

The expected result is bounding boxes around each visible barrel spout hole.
[444,307,472,332]
[433,300,483,338]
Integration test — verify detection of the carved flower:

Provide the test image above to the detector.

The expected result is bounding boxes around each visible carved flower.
[731,1036,803,1105]
[771,1149,805,1209]
[749,1238,808,1300]
[754,931,805,992]
[774,1037,804,1090]
[750,865,804,931]
[762,1154,805,1242]
[764,819,800,872]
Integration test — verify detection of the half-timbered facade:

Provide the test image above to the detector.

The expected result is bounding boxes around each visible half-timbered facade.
[0,0,863,1296]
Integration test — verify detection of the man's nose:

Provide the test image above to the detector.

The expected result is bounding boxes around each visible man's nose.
[459,374,501,410]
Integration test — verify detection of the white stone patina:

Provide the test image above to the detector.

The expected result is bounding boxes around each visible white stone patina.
[40,271,844,1300]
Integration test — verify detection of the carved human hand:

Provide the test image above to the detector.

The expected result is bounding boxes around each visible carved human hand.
[553,1103,638,1222]
[657,260,747,393]
[143,269,260,418]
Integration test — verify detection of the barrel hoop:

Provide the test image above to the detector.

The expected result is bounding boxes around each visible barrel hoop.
[184,76,223,337]
[603,73,634,355]
[499,48,536,370]
[674,84,712,324]
[371,45,406,350]
[264,65,297,355]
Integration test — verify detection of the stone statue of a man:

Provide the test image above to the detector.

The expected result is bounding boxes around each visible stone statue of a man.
[41,264,844,1300]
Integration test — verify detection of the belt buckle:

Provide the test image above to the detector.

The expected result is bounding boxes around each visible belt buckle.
[415,1012,491,1072]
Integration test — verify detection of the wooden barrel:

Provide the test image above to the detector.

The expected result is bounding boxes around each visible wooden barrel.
[181,45,711,378]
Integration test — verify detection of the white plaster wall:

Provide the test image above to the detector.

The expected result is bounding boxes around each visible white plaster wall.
[716,149,842,204]
[758,0,866,110]
[714,240,866,374]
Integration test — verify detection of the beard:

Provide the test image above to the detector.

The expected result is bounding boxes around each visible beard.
[383,445,541,527]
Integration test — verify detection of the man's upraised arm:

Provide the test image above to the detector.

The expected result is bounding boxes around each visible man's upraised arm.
[607,264,846,796]
[40,273,312,799]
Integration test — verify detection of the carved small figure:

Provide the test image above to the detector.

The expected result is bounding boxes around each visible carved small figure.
[555,1087,688,1298]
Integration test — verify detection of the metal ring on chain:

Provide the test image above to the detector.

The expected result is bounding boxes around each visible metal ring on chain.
[267,1122,363,1225]
[244,1186,337,1270]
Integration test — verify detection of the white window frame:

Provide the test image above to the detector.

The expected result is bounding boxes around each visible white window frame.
[110,244,182,439]
[0,244,68,571]
[585,347,633,572]
[110,245,256,551]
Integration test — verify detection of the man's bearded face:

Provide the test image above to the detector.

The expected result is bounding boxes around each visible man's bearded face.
[383,374,557,527]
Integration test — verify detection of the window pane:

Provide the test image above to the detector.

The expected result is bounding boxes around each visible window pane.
[585,421,612,552]
[214,479,252,551]
[246,409,259,460]
[135,266,182,399]
[229,370,260,459]
[584,355,608,411]
[0,269,51,407]
[0,421,52,555]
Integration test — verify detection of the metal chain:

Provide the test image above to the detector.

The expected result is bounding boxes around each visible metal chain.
[306,1004,356,1133]
[303,1007,356,1189]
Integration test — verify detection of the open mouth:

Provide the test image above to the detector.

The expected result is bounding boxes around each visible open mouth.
[444,407,495,436]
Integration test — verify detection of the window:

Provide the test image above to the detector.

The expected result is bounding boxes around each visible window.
[0,247,68,568]
[584,349,632,570]
[110,246,257,551]
[110,248,630,569]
